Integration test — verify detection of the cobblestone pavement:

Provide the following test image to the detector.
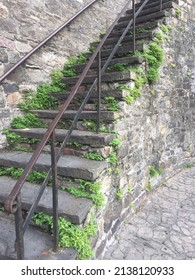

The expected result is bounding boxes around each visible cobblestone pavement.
[99,167,195,260]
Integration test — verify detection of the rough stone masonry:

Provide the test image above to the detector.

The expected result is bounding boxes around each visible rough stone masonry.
[92,0,195,256]
[0,0,128,148]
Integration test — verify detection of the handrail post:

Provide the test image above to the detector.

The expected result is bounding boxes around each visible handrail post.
[15,194,24,259]
[50,130,58,252]
[132,0,136,53]
[97,50,102,133]
[160,0,162,11]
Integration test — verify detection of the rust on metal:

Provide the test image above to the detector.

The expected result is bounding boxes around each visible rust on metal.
[1,0,163,259]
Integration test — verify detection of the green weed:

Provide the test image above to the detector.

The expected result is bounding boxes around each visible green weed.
[11,113,44,129]
[107,152,117,165]
[64,179,104,209]
[83,152,104,161]
[32,213,97,260]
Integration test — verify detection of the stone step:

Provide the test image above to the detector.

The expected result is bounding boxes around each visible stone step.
[133,0,178,11]
[114,10,167,31]
[10,128,116,148]
[30,109,122,122]
[61,71,136,86]
[84,42,144,60]
[72,56,144,75]
[0,212,77,260]
[91,31,154,50]
[50,89,125,103]
[0,151,108,181]
[125,0,175,19]
[0,176,92,224]
[101,21,160,39]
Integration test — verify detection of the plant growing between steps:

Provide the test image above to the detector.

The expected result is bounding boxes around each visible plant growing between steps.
[83,152,104,161]
[62,53,87,77]
[32,212,97,260]
[11,113,45,129]
[103,96,119,111]
[2,129,39,145]
[0,167,47,184]
[63,179,104,209]
[19,70,65,111]
[107,152,117,165]
[108,137,121,148]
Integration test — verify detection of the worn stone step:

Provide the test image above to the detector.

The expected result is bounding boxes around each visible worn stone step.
[31,109,122,122]
[114,11,167,31]
[84,42,144,60]
[0,212,77,260]
[61,71,136,86]
[91,31,154,50]
[125,1,175,19]
[73,56,144,75]
[0,176,92,224]
[50,89,125,103]
[10,128,116,147]
[132,0,178,11]
[0,151,108,181]
[101,21,160,39]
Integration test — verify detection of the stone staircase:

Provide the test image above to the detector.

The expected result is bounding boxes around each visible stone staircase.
[0,0,179,259]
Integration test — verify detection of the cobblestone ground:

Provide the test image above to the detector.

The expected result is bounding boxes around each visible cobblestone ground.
[99,168,195,260]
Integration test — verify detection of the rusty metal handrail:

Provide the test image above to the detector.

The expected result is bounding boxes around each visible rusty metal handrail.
[0,0,98,83]
[4,0,134,215]
[3,0,164,259]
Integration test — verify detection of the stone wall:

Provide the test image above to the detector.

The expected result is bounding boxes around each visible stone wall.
[0,0,128,147]
[93,1,195,257]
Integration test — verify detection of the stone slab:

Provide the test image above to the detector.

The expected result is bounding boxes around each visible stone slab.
[0,213,77,260]
[61,71,137,85]
[0,151,108,181]
[0,176,92,224]
[98,167,195,260]
[31,109,122,121]
[10,128,116,147]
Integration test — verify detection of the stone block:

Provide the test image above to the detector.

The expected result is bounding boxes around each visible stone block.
[0,108,10,118]
[3,83,19,94]
[0,48,8,63]
[0,3,9,18]
[7,92,22,107]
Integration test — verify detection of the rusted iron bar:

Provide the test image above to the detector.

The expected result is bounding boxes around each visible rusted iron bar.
[132,0,136,53]
[160,0,163,11]
[50,130,58,252]
[14,194,24,260]
[4,0,132,215]
[97,50,102,133]
[4,0,152,260]
[0,0,98,83]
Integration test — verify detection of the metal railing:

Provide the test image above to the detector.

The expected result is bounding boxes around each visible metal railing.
[1,0,165,259]
[0,0,98,83]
